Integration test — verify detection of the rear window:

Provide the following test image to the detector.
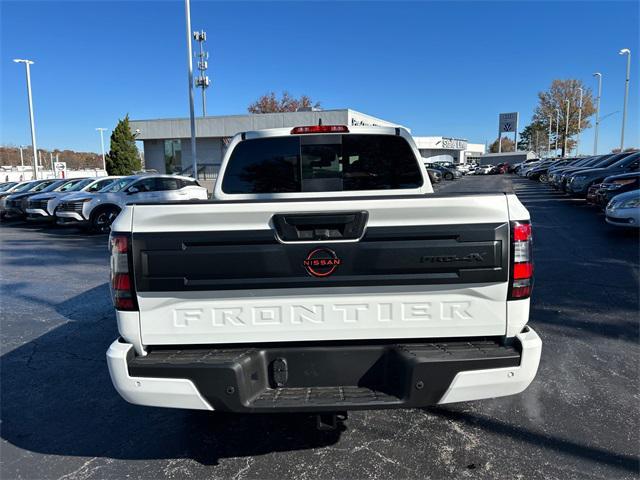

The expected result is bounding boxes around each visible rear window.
[221,134,423,194]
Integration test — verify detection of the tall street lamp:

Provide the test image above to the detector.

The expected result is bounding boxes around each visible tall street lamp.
[619,48,631,151]
[96,128,107,172]
[592,73,602,155]
[554,108,560,156]
[575,88,583,156]
[18,145,25,168]
[563,100,570,157]
[13,59,38,180]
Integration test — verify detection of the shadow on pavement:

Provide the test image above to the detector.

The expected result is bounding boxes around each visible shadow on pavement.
[0,284,341,466]
[424,407,639,474]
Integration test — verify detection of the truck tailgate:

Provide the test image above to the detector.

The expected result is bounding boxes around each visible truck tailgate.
[130,194,511,345]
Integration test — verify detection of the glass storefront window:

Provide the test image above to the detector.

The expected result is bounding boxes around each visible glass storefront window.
[164,140,182,174]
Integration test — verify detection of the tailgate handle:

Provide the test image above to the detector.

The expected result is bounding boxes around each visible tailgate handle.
[273,211,369,242]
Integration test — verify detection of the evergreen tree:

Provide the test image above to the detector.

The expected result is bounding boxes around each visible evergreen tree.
[106,115,141,175]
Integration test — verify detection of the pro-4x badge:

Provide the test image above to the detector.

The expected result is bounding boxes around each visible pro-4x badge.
[303,248,341,277]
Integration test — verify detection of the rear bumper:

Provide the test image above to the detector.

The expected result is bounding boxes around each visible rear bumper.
[106,327,542,412]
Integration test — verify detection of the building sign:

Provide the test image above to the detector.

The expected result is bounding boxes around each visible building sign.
[53,162,67,178]
[499,112,519,133]
[350,117,380,127]
[442,138,468,150]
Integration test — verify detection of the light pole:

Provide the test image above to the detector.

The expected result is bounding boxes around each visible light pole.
[554,108,560,156]
[13,59,38,180]
[575,88,583,156]
[563,100,570,157]
[185,0,198,178]
[619,48,631,151]
[18,145,25,168]
[96,128,107,172]
[592,73,602,155]
[548,114,552,158]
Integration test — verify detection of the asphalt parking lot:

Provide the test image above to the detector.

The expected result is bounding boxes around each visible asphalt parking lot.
[1,175,638,480]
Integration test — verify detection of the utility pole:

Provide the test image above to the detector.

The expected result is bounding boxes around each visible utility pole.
[563,100,570,157]
[50,152,54,177]
[193,30,210,117]
[19,145,24,169]
[184,0,198,178]
[96,128,107,172]
[619,48,631,151]
[575,88,583,156]
[13,59,38,180]
[592,73,602,155]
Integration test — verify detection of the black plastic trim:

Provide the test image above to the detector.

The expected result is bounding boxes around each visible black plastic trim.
[128,337,520,412]
[131,222,509,292]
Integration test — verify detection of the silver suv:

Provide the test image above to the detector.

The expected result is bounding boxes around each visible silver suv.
[55,174,208,233]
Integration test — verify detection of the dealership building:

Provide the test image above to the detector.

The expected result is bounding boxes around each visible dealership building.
[130,109,485,177]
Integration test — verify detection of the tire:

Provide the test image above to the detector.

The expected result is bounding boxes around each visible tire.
[90,205,121,234]
[444,172,454,181]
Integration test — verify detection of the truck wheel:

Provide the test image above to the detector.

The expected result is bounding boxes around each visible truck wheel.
[90,206,120,234]
[445,172,454,180]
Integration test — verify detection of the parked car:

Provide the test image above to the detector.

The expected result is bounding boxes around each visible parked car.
[547,156,602,188]
[26,176,121,222]
[106,123,541,418]
[605,189,640,228]
[518,160,546,177]
[490,162,510,175]
[424,163,461,180]
[513,158,541,175]
[476,164,494,175]
[0,182,18,192]
[565,151,640,196]
[528,159,573,182]
[55,174,208,233]
[455,164,472,175]
[553,155,614,190]
[1,179,63,220]
[587,172,640,208]
[0,180,47,218]
[426,168,442,184]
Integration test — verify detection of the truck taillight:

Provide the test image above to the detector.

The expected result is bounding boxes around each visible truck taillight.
[509,221,533,300]
[109,233,137,311]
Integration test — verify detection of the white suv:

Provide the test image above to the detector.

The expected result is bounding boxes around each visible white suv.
[26,176,121,222]
[56,174,208,232]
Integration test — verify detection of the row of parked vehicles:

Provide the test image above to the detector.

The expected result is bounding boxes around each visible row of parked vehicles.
[422,160,506,180]
[516,150,640,228]
[0,174,208,232]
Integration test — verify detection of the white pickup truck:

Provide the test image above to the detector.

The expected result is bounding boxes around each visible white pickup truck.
[106,124,541,417]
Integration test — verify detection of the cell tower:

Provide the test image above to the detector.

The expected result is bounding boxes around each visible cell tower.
[193,30,210,117]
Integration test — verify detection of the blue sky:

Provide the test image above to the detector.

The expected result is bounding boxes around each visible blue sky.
[1,1,638,154]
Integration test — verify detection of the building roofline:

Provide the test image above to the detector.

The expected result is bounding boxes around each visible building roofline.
[130,109,351,124]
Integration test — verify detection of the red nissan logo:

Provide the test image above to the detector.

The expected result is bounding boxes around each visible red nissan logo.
[303,248,341,277]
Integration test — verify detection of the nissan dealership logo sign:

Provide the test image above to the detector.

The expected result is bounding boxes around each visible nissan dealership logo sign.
[442,138,468,150]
